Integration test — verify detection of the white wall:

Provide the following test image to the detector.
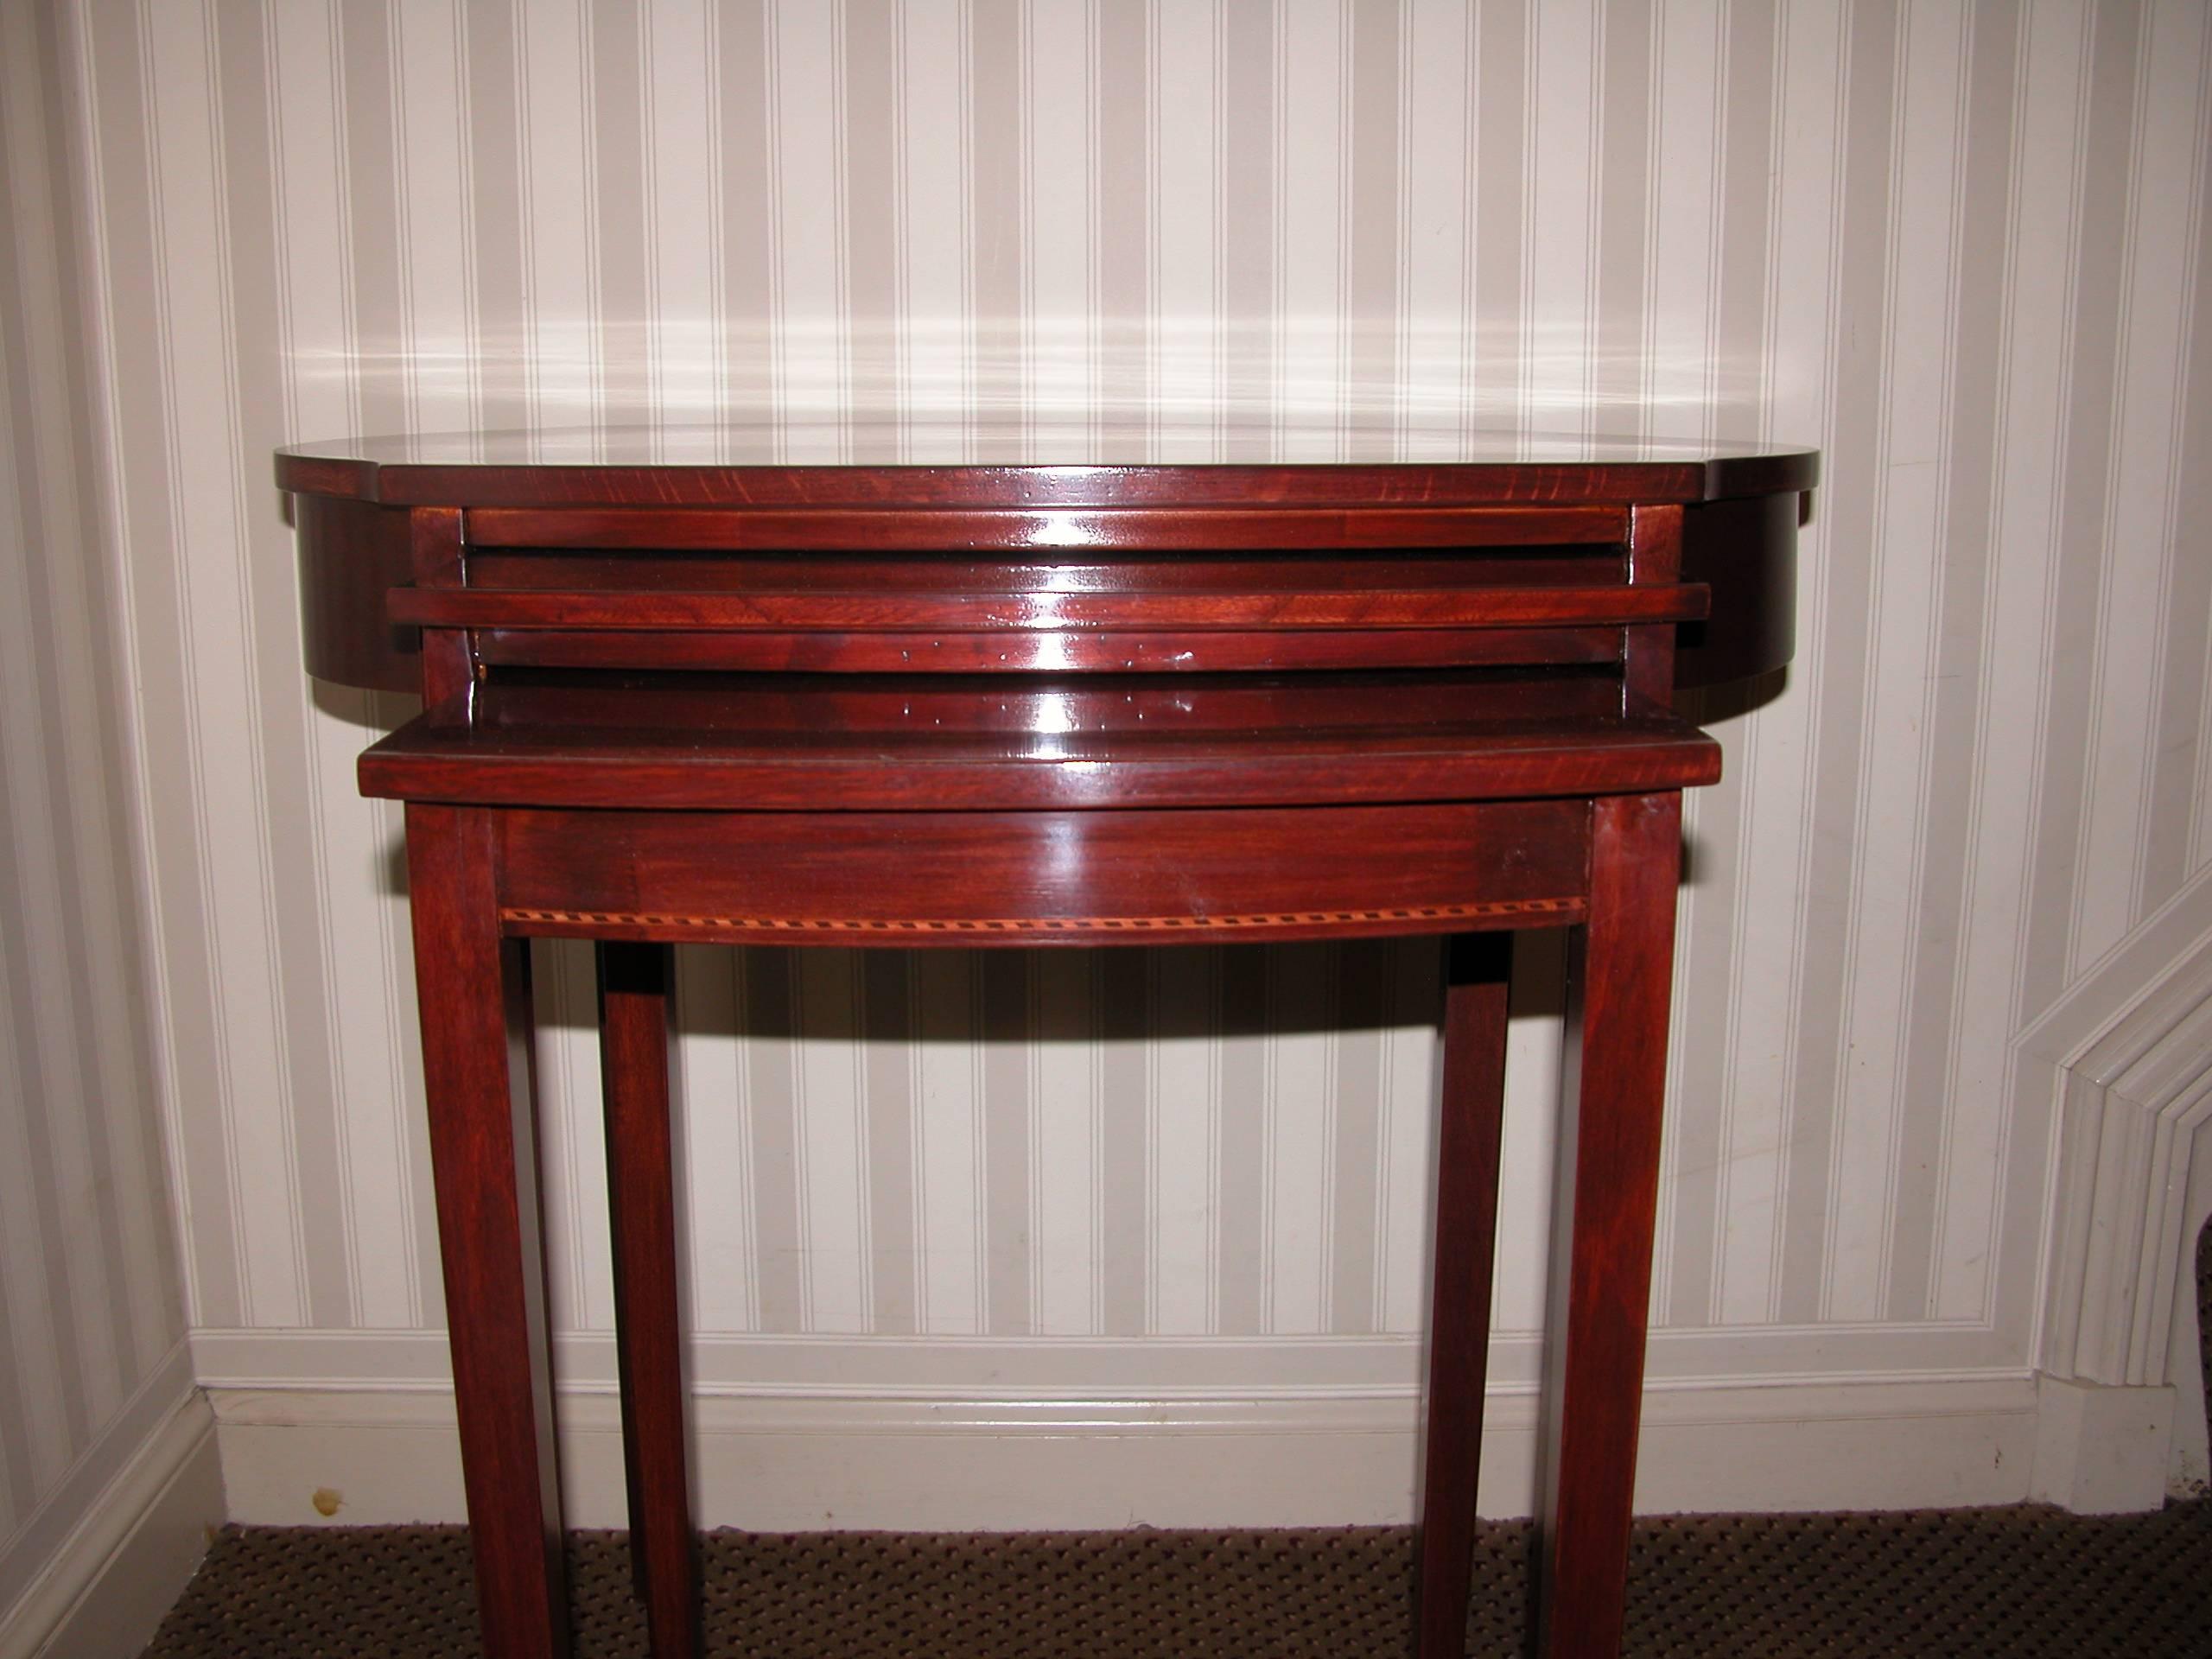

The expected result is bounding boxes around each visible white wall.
[0,0,206,1643]
[41,0,2212,1522]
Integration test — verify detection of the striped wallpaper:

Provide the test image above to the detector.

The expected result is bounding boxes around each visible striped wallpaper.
[0,0,190,1615]
[26,0,2212,1414]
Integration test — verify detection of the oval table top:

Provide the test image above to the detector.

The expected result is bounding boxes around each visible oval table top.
[277,421,1817,509]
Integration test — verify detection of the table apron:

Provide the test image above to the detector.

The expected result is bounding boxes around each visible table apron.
[493,799,1593,948]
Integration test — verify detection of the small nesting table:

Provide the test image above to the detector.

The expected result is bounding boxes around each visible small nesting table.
[279,423,1815,1659]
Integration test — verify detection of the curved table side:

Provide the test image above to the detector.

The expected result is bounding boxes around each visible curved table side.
[286,468,1811,697]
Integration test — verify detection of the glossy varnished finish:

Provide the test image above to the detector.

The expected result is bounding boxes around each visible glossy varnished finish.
[280,425,1815,699]
[410,507,473,717]
[595,944,696,1658]
[276,423,1820,511]
[294,494,416,693]
[492,799,1592,948]
[404,804,566,1658]
[385,578,1709,633]
[1676,491,1799,687]
[1541,793,1683,1658]
[461,502,1637,551]
[1622,505,1686,710]
[1417,933,1513,1659]
[358,672,1719,813]
[471,621,1632,677]
[459,548,1633,591]
[282,428,1814,1659]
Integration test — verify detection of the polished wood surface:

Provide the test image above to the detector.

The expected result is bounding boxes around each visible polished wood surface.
[596,943,696,1658]
[471,620,1637,676]
[294,493,416,690]
[403,804,565,1659]
[491,798,1592,948]
[276,422,1820,506]
[283,428,1815,1659]
[410,506,474,715]
[1541,792,1683,1656]
[385,579,1710,633]
[359,671,1719,812]
[461,502,1637,550]
[1417,932,1513,1659]
[279,424,1816,696]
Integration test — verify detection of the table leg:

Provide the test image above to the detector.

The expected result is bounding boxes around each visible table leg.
[1416,931,1514,1659]
[1538,792,1682,1658]
[404,804,568,1659]
[597,941,698,1658]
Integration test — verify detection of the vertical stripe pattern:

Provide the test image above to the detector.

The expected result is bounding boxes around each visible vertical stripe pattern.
[8,0,2212,1429]
[0,0,191,1608]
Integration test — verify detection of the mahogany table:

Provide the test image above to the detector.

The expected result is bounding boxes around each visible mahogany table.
[279,423,1816,1659]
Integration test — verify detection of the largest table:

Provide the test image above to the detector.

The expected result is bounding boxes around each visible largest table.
[279,423,1817,1659]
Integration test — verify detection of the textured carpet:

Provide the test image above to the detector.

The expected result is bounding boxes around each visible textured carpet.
[140,1214,2212,1657]
[143,1505,2212,1658]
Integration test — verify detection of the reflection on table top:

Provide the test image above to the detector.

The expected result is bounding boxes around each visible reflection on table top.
[277,422,1820,508]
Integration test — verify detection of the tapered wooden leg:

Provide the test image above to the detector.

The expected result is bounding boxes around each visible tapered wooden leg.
[1538,792,1683,1658]
[1416,932,1514,1659]
[405,804,567,1659]
[597,941,697,1658]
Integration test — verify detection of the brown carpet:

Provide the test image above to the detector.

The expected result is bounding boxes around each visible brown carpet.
[140,1214,2212,1657]
[143,1505,2212,1657]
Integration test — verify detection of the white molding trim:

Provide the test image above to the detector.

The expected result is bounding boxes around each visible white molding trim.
[2017,864,2212,1077]
[2030,1376,2177,1515]
[2025,898,2212,1511]
[210,1372,2039,1529]
[0,1389,221,1659]
[2039,931,2212,1389]
[0,1342,199,1640]
[188,1318,2025,1402]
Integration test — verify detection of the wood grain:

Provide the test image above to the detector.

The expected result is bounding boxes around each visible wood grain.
[470,623,1629,676]
[458,550,1630,595]
[1675,492,1799,688]
[356,673,1721,812]
[287,434,1802,1659]
[1623,504,1686,709]
[462,504,1633,551]
[276,443,1820,512]
[409,506,474,719]
[1416,932,1514,1659]
[1539,792,1683,1659]
[385,582,1709,633]
[596,943,696,1657]
[404,804,567,1658]
[295,493,418,692]
[493,802,1594,949]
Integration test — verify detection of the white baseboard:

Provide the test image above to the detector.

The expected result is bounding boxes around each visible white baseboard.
[0,1390,223,1659]
[212,1372,2040,1531]
[188,1321,2033,1401]
[2029,1376,2177,1514]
